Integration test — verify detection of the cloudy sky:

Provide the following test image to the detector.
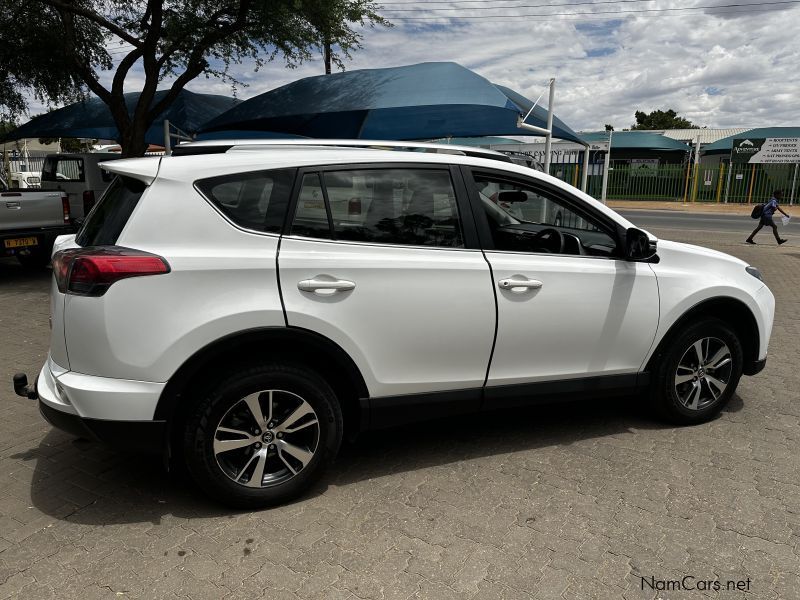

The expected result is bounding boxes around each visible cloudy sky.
[32,0,800,132]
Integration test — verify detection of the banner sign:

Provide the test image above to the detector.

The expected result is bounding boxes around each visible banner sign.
[630,158,659,176]
[731,138,800,164]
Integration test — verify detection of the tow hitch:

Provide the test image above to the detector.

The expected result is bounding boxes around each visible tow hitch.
[13,373,38,399]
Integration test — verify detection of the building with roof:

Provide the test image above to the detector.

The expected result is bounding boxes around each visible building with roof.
[701,127,800,163]
[581,131,690,164]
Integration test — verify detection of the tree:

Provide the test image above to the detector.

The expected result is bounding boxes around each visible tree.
[0,5,103,122]
[303,0,388,74]
[604,124,614,131]
[1,1,388,156]
[631,109,697,130]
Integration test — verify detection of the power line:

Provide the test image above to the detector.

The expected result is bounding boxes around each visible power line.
[384,0,800,19]
[383,0,656,11]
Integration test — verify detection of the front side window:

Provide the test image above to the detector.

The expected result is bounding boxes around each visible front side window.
[291,168,464,248]
[196,168,295,233]
[474,174,618,257]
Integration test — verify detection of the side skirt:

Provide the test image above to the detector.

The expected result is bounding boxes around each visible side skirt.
[365,373,648,430]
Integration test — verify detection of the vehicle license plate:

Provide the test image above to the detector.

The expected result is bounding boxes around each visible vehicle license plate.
[4,237,38,249]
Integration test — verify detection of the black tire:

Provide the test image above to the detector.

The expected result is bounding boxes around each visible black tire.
[651,318,743,425]
[183,363,342,508]
[16,249,50,269]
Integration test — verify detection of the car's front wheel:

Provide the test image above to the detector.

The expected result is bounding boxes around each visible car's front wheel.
[651,318,743,424]
[183,363,342,508]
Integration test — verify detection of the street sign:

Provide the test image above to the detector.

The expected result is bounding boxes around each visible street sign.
[731,138,800,164]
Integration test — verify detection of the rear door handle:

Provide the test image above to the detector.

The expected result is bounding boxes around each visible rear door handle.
[498,277,543,292]
[298,276,356,295]
[5,201,21,209]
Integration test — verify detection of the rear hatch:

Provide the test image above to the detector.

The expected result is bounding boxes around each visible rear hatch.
[0,189,67,232]
[49,175,147,370]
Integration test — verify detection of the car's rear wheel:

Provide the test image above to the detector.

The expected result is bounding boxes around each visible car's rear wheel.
[651,318,743,424]
[183,363,342,508]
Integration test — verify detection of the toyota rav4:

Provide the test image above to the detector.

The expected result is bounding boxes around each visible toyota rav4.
[13,140,775,508]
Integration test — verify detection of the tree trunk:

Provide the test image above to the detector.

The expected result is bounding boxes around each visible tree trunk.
[323,38,331,74]
[118,122,149,157]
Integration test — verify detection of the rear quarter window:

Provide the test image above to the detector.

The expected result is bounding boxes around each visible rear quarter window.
[196,169,296,233]
[76,176,145,246]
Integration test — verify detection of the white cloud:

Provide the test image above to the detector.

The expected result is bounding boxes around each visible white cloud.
[21,0,800,133]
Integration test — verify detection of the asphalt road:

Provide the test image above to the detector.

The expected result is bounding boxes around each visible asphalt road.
[617,209,799,235]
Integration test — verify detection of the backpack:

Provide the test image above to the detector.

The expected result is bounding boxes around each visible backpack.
[751,204,764,219]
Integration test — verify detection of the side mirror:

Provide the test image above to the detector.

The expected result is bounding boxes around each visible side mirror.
[625,227,658,261]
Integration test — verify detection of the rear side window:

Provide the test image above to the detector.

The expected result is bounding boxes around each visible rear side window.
[196,169,295,233]
[42,157,85,182]
[291,168,464,248]
[76,176,145,246]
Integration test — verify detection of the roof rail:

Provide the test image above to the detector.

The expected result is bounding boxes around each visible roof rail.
[171,139,512,163]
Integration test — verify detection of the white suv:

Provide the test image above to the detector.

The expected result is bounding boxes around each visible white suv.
[14,140,775,508]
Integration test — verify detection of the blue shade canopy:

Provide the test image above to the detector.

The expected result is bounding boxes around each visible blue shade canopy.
[6,89,241,146]
[582,131,690,152]
[703,127,800,155]
[199,62,584,144]
[428,136,523,147]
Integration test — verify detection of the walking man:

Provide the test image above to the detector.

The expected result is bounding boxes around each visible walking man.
[746,189,790,245]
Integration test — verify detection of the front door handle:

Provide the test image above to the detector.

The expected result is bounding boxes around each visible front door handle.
[498,277,543,292]
[298,276,356,295]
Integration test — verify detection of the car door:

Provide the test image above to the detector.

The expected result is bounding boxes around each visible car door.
[278,164,496,421]
[462,167,660,396]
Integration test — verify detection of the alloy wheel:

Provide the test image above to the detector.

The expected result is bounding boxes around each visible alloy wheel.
[213,390,320,488]
[674,337,733,411]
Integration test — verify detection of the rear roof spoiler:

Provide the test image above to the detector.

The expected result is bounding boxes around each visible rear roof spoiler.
[99,157,161,185]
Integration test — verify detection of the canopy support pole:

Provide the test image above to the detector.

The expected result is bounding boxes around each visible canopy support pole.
[516,77,558,175]
[164,120,171,155]
[543,78,555,174]
[600,130,612,204]
[515,120,550,137]
[163,119,193,155]
[581,144,590,192]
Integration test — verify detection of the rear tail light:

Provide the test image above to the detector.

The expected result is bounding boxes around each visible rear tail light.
[83,190,95,214]
[52,247,170,296]
[61,193,71,224]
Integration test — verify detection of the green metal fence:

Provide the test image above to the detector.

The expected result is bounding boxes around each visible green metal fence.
[546,161,800,204]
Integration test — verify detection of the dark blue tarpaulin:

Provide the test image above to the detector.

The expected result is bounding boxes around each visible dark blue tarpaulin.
[6,89,240,145]
[199,62,584,144]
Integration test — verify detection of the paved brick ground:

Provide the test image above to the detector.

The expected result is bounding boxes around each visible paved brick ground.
[1,228,798,600]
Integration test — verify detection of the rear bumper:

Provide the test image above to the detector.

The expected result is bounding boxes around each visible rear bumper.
[36,355,165,421]
[24,355,167,453]
[38,401,165,453]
